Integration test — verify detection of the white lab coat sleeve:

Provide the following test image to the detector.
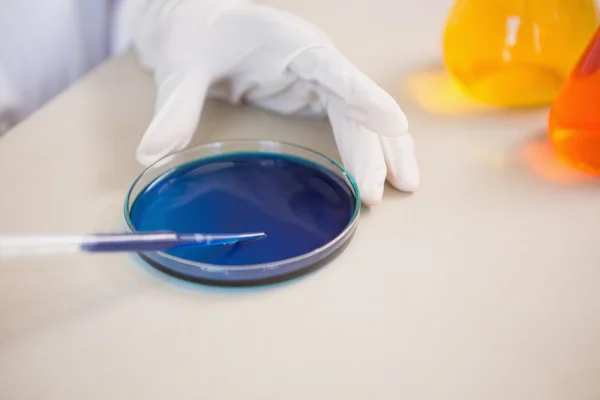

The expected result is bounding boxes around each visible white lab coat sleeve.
[0,0,120,134]
[0,0,258,135]
[111,0,132,55]
[0,68,24,134]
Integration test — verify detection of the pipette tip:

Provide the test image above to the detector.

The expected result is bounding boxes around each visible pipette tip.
[234,232,267,242]
[193,232,267,246]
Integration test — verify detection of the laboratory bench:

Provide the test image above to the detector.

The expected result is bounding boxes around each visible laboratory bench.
[1,0,600,398]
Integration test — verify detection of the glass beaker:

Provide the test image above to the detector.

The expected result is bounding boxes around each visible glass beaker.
[443,0,598,107]
[549,26,600,174]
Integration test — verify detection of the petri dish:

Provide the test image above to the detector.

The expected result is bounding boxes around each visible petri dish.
[124,139,360,286]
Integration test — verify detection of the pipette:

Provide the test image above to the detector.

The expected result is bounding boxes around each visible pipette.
[0,231,266,260]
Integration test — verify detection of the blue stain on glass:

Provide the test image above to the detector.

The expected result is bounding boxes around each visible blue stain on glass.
[129,152,356,266]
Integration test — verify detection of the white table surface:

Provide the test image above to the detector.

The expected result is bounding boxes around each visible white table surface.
[2,0,600,398]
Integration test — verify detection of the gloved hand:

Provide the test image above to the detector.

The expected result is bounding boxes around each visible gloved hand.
[122,0,419,206]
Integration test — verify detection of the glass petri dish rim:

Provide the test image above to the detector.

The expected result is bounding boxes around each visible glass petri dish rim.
[123,139,361,272]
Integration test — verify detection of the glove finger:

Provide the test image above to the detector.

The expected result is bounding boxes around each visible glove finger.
[380,133,420,192]
[136,69,209,166]
[327,105,387,207]
[290,47,408,137]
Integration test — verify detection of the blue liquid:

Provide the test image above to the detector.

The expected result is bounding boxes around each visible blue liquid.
[130,153,356,266]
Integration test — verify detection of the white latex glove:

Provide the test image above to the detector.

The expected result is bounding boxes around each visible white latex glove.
[122,0,419,205]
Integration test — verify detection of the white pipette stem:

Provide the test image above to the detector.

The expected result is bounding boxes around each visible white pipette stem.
[0,231,266,260]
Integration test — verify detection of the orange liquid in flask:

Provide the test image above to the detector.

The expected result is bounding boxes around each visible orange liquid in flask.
[549,27,600,174]
[443,0,598,107]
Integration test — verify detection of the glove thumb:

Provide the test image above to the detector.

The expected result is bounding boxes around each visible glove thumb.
[136,68,211,166]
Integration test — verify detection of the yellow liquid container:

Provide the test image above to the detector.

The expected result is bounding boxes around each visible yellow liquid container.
[443,0,598,107]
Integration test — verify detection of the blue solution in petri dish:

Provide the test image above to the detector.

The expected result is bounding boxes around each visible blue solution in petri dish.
[129,151,358,284]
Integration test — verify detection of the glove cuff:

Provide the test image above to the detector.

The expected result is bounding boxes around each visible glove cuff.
[122,0,255,70]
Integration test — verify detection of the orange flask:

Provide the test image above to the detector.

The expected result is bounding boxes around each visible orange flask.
[443,0,598,107]
[549,27,600,174]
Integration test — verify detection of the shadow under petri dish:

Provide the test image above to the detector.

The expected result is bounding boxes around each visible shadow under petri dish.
[126,142,360,286]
